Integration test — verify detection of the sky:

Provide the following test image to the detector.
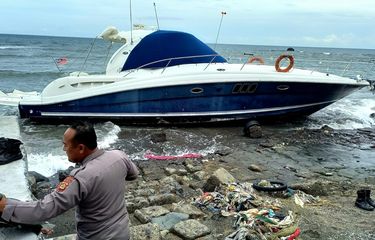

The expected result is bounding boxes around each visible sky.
[1,0,375,49]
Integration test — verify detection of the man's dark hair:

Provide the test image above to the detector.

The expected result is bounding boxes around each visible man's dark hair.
[70,121,97,150]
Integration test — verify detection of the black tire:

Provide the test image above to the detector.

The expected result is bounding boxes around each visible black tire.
[252,180,288,192]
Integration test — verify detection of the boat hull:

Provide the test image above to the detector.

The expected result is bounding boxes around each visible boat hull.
[18,81,364,124]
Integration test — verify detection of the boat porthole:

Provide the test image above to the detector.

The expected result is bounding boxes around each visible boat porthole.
[191,87,204,94]
[277,85,289,91]
[29,109,33,114]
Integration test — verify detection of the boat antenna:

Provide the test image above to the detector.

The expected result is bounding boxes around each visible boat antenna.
[79,37,98,76]
[153,2,160,30]
[130,0,133,44]
[214,11,226,50]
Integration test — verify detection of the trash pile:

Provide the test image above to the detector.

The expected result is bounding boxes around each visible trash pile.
[192,181,319,240]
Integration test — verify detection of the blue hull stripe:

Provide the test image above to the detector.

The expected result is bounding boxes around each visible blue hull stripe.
[40,99,336,118]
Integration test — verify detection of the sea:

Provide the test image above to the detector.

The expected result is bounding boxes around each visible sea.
[0,33,375,181]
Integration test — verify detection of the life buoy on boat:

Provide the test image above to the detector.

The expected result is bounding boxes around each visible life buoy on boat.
[275,55,294,72]
[248,56,265,65]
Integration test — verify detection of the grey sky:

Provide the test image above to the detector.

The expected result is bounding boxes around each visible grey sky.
[1,0,374,49]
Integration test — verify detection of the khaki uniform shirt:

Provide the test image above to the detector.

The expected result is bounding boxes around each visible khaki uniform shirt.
[1,149,138,240]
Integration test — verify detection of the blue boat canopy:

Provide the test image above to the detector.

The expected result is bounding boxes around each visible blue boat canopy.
[121,30,227,71]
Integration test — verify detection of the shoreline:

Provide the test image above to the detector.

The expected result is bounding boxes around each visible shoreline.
[37,126,375,239]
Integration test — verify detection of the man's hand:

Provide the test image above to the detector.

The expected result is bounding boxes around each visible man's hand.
[0,193,7,212]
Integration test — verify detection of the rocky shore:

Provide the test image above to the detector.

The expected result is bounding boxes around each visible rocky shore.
[27,125,375,240]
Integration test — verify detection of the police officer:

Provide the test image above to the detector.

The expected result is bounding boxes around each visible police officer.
[0,122,138,240]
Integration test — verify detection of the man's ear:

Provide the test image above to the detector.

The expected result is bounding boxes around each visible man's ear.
[79,144,84,152]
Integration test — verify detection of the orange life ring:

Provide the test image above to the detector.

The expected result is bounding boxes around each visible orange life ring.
[248,56,265,65]
[275,55,294,72]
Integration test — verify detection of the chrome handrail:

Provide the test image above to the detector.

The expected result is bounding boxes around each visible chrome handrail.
[123,54,222,77]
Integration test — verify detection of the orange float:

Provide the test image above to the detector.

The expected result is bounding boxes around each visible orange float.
[275,55,294,72]
[248,56,265,65]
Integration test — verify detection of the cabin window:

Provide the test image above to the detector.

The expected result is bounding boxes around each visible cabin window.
[191,87,204,94]
[232,83,257,94]
[277,85,289,91]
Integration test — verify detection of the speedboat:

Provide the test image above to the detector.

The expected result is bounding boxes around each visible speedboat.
[7,27,373,124]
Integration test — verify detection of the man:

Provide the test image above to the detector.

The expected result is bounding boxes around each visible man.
[0,122,138,239]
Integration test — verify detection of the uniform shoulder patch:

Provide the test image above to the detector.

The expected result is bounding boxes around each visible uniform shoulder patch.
[56,176,75,192]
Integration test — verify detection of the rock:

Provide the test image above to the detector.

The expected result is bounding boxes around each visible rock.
[192,171,207,181]
[151,212,189,230]
[58,166,75,181]
[197,235,222,240]
[172,203,205,219]
[151,132,167,143]
[284,165,298,173]
[149,194,178,205]
[160,176,178,186]
[203,168,236,192]
[160,177,184,196]
[36,181,51,190]
[188,181,204,190]
[34,181,53,199]
[321,125,334,132]
[133,197,150,210]
[259,142,274,148]
[185,163,202,173]
[125,194,135,201]
[27,174,37,194]
[365,176,375,185]
[134,206,170,224]
[139,180,161,189]
[244,121,262,138]
[176,168,188,176]
[165,167,177,175]
[135,188,156,197]
[248,164,262,172]
[130,223,161,240]
[126,202,136,214]
[168,169,188,177]
[161,232,183,240]
[214,148,232,156]
[28,171,49,182]
[289,180,337,196]
[172,219,211,240]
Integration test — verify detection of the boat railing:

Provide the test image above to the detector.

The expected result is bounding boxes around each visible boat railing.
[236,52,375,82]
[123,54,221,77]
[295,58,375,82]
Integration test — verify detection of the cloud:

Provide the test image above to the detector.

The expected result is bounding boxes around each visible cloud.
[302,34,357,47]
[0,0,374,48]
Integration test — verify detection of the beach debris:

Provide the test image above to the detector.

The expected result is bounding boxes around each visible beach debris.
[192,182,300,239]
[224,227,248,240]
[0,137,23,165]
[293,190,320,208]
[252,180,288,192]
[355,189,375,211]
[284,165,298,173]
